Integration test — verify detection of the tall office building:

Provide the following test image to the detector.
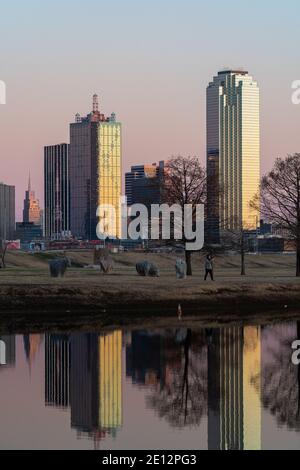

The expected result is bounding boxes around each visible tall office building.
[44,143,70,239]
[23,174,41,225]
[125,163,158,206]
[0,182,15,240]
[206,70,260,241]
[69,95,121,240]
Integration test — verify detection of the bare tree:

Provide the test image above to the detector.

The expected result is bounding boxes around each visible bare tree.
[146,329,207,427]
[262,322,300,431]
[220,218,258,276]
[162,156,206,275]
[251,154,300,276]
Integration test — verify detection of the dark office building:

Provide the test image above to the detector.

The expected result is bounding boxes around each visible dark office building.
[0,182,15,240]
[15,222,43,242]
[44,143,70,239]
[125,161,165,209]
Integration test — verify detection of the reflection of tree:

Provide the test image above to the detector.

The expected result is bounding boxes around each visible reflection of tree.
[262,322,300,430]
[146,329,207,427]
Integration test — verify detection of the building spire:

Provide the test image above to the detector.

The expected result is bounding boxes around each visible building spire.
[93,94,99,113]
[28,171,31,192]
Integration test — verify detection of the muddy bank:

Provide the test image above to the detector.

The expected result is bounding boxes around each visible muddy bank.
[0,283,300,333]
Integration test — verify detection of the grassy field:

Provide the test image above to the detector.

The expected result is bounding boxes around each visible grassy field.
[0,250,300,332]
[1,249,299,284]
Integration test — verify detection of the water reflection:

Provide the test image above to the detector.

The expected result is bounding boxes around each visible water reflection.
[0,322,300,449]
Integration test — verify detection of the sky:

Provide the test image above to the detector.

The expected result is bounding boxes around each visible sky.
[0,0,299,219]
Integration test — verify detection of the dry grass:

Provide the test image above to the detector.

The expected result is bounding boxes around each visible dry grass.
[0,250,300,330]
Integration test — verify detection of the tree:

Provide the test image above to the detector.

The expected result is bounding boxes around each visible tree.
[220,218,257,276]
[251,154,300,276]
[146,329,207,427]
[262,321,300,430]
[0,240,8,269]
[162,156,206,275]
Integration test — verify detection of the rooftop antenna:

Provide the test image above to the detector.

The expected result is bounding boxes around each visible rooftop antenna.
[28,171,31,192]
[93,94,99,113]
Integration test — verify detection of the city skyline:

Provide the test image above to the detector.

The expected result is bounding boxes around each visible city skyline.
[0,1,299,219]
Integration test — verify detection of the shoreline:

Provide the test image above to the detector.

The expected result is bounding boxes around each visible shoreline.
[0,282,300,333]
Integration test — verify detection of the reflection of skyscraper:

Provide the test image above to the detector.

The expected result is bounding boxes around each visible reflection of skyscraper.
[207,326,261,450]
[0,335,15,368]
[208,327,244,450]
[99,331,122,431]
[45,334,70,408]
[126,331,162,385]
[23,334,42,365]
[70,331,123,438]
[70,333,98,432]
[243,326,261,449]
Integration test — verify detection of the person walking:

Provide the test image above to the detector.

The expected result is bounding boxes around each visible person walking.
[204,254,214,281]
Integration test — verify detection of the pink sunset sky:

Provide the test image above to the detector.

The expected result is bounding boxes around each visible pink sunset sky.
[0,0,299,220]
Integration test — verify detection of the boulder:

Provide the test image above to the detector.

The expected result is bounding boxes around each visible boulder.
[136,261,159,277]
[49,257,71,278]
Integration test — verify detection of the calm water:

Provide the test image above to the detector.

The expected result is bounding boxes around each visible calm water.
[1,321,300,449]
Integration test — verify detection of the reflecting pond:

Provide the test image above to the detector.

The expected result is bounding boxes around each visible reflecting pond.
[1,320,300,449]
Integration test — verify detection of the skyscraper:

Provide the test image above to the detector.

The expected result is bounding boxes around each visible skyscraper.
[0,182,15,240]
[206,70,260,241]
[22,174,41,225]
[69,95,121,240]
[44,143,70,239]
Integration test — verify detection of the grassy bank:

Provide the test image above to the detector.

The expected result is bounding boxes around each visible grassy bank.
[0,250,299,331]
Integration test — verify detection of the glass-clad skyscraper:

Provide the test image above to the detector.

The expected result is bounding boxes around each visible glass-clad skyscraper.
[44,143,70,239]
[69,95,121,240]
[206,70,260,241]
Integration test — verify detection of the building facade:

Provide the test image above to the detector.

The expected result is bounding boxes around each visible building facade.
[125,161,164,208]
[23,174,41,225]
[69,95,121,240]
[44,143,70,240]
[206,70,260,242]
[15,222,43,242]
[0,182,15,240]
